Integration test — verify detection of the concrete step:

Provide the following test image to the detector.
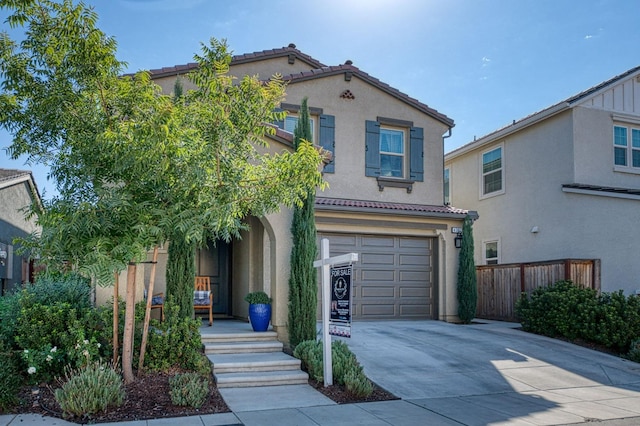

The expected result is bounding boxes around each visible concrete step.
[204,340,283,355]
[215,369,309,388]
[209,351,302,374]
[201,330,279,344]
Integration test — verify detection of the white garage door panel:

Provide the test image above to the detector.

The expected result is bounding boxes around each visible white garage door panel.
[400,287,429,298]
[362,270,394,281]
[362,253,395,265]
[318,233,435,320]
[361,286,395,297]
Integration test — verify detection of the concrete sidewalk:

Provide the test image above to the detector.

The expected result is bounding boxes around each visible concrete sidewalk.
[3,320,640,425]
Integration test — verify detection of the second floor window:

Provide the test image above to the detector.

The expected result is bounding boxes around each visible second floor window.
[482,146,503,196]
[380,128,405,178]
[444,168,450,204]
[365,119,424,182]
[614,125,640,169]
[284,115,315,142]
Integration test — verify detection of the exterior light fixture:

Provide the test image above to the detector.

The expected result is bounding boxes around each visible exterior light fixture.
[454,233,463,249]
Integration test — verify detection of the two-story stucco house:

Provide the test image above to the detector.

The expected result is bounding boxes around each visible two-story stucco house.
[445,65,640,296]
[0,169,41,295]
[97,44,472,338]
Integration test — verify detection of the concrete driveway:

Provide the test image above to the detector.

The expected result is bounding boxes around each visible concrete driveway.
[341,320,640,425]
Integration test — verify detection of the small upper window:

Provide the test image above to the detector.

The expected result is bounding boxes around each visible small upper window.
[613,125,640,169]
[484,240,499,265]
[614,125,628,166]
[284,115,314,141]
[482,146,503,196]
[444,168,450,204]
[380,128,405,178]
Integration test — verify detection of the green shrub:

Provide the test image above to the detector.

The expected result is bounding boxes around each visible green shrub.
[516,281,640,353]
[0,291,21,348]
[169,372,209,408]
[331,340,360,386]
[293,339,324,381]
[626,339,640,363]
[293,339,368,388]
[344,366,373,398]
[516,280,597,339]
[54,361,124,416]
[144,302,208,374]
[28,272,92,311]
[0,341,23,412]
[244,291,272,305]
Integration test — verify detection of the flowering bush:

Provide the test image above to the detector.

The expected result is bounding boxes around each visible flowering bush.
[21,344,64,384]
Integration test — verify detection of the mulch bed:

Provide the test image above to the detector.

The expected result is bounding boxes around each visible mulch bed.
[11,371,398,424]
[12,371,230,424]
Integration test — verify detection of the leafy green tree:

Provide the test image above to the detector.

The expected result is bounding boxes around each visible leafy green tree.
[287,97,318,348]
[0,1,325,382]
[457,215,477,323]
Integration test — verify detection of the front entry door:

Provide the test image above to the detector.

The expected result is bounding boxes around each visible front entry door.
[196,241,231,316]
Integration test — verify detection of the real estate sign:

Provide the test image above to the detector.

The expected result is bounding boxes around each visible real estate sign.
[329,264,352,337]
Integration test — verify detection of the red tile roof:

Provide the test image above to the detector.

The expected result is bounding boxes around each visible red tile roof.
[315,196,470,217]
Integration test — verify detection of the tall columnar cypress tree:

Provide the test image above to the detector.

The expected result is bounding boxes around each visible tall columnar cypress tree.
[288,97,318,348]
[164,78,195,320]
[457,215,477,323]
[166,232,196,319]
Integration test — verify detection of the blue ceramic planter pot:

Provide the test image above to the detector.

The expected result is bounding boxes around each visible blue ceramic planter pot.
[249,303,271,332]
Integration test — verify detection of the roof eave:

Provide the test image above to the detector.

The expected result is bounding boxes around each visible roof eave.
[446,102,569,161]
[314,203,471,220]
[285,68,454,129]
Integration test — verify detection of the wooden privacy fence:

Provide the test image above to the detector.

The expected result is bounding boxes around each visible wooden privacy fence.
[476,259,601,322]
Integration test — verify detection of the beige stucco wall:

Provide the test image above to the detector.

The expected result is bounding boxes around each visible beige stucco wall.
[100,49,462,338]
[284,74,449,206]
[446,104,640,295]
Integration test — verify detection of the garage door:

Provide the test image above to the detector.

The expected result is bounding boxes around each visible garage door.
[318,233,435,320]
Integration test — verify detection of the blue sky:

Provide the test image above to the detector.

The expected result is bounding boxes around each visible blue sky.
[2,0,639,199]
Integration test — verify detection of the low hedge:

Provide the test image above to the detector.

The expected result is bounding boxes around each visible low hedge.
[516,280,640,353]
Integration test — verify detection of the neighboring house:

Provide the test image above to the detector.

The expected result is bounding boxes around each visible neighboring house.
[445,65,640,296]
[0,169,41,295]
[98,44,473,337]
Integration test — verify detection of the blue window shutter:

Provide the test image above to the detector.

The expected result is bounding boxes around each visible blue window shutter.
[365,120,380,176]
[319,114,335,173]
[273,107,284,129]
[409,126,424,181]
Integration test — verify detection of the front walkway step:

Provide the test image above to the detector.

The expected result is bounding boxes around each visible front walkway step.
[209,351,302,374]
[201,330,279,344]
[204,340,283,355]
[201,322,308,389]
[215,369,309,388]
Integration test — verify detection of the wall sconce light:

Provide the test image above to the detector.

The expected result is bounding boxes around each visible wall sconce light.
[0,250,6,266]
[454,233,463,249]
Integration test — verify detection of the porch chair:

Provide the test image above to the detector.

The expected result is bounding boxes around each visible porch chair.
[194,276,213,326]
[144,289,165,322]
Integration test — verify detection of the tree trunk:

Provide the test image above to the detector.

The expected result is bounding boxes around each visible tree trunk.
[113,271,119,365]
[122,263,137,384]
[138,246,159,372]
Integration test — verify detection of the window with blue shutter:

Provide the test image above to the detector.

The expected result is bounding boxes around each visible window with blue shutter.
[365,120,381,177]
[364,119,424,182]
[319,115,335,173]
[409,127,424,181]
